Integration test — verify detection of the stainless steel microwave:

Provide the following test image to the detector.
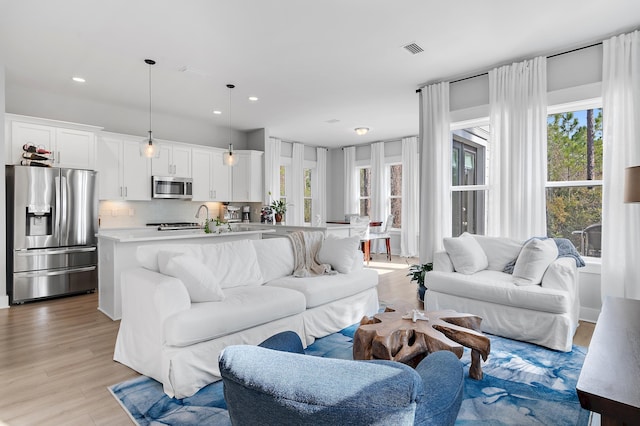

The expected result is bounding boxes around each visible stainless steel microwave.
[152,176,193,199]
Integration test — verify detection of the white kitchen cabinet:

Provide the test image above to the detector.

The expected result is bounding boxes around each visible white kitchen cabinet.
[211,150,231,201]
[152,142,192,178]
[54,128,96,169]
[97,133,151,200]
[191,147,231,201]
[7,115,99,170]
[232,150,263,202]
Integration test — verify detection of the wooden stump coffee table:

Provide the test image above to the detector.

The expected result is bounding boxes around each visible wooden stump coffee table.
[353,305,491,379]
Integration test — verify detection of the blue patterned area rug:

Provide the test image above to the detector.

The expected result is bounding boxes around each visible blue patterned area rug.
[110,324,590,425]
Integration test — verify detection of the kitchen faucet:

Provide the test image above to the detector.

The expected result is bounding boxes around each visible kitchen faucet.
[195,204,209,223]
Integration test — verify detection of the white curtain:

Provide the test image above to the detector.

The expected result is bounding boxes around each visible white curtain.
[343,146,358,216]
[401,136,419,257]
[419,82,451,263]
[264,137,281,204]
[487,56,548,240]
[313,147,327,225]
[601,30,640,300]
[289,142,305,225]
[371,142,386,253]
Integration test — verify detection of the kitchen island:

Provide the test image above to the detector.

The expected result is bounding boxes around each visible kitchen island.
[97,227,275,320]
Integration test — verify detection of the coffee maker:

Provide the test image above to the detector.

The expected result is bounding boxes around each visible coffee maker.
[242,206,251,223]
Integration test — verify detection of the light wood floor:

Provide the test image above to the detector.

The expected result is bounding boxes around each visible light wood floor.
[0,256,595,425]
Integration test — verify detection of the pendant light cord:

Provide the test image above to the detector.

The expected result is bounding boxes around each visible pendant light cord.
[149,62,152,135]
[144,59,156,141]
[227,84,235,154]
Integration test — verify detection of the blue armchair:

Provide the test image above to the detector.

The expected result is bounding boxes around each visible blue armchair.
[220,332,464,426]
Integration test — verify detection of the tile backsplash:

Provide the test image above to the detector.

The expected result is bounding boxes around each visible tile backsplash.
[98,200,263,228]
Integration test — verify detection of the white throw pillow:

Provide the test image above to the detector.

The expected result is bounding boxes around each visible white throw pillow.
[512,238,558,286]
[137,244,201,272]
[317,235,360,274]
[158,251,225,302]
[199,240,264,288]
[442,232,488,275]
[472,235,524,271]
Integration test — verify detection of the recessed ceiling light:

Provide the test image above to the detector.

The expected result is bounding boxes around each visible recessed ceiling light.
[213,110,222,115]
[248,96,259,102]
[355,127,369,136]
[72,76,86,83]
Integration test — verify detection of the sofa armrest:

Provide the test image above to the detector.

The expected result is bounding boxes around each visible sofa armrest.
[114,267,191,382]
[433,250,454,272]
[541,257,578,294]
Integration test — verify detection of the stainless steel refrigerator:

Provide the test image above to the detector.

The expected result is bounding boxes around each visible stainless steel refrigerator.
[5,165,98,303]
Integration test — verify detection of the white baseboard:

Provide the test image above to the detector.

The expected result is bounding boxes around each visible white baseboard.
[580,306,600,323]
[0,294,10,309]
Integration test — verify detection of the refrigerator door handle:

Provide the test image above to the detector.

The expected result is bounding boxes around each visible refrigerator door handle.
[14,265,96,278]
[54,175,62,241]
[14,246,97,256]
[59,175,68,240]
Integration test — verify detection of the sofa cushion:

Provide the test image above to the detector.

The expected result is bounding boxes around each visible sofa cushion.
[199,240,264,288]
[443,232,488,274]
[427,269,570,314]
[317,235,360,274]
[251,238,295,282]
[265,268,378,309]
[512,238,558,285]
[163,286,306,347]
[472,235,523,271]
[158,252,225,302]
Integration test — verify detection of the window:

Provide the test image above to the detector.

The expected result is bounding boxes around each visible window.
[546,107,603,257]
[279,165,287,204]
[388,164,402,228]
[451,127,487,237]
[358,166,371,217]
[304,168,312,223]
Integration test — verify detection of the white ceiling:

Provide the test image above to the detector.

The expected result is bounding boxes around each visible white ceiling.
[1,0,639,148]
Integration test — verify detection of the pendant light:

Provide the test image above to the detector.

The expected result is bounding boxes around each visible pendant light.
[141,59,160,158]
[223,84,237,166]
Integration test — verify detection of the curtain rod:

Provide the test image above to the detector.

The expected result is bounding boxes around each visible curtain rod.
[341,135,418,150]
[417,41,603,92]
[271,137,328,150]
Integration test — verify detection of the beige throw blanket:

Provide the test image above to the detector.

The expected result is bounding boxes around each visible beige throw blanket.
[287,231,336,277]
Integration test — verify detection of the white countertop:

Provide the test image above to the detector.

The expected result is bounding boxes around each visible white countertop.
[97,227,275,243]
[238,223,352,230]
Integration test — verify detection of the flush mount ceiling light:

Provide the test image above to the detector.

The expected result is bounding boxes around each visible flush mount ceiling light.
[248,96,259,102]
[140,59,160,158]
[223,84,237,166]
[72,76,86,83]
[213,110,222,115]
[355,127,370,136]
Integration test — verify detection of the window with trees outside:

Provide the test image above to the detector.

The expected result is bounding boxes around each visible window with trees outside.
[546,107,602,257]
[279,165,287,205]
[358,166,371,217]
[304,168,312,223]
[451,127,487,237]
[388,164,402,228]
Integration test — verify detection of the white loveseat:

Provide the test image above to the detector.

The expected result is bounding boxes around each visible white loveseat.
[114,236,379,398]
[425,233,581,352]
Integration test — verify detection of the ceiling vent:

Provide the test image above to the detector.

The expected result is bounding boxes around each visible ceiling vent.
[325,119,340,124]
[403,42,424,55]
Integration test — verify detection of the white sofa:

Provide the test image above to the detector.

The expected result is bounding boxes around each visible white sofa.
[425,233,580,352]
[114,236,379,398]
